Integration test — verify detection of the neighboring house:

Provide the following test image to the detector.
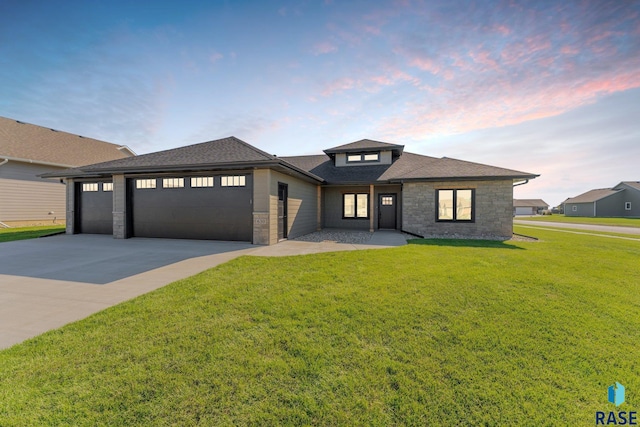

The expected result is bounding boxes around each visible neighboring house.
[44,137,538,244]
[0,117,135,225]
[513,199,549,216]
[564,182,640,217]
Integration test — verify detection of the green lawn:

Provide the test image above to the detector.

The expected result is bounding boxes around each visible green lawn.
[0,228,638,425]
[516,214,640,228]
[0,225,65,243]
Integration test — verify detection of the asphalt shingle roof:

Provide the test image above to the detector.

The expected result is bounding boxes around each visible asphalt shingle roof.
[0,116,133,167]
[620,181,640,191]
[77,136,277,172]
[323,139,404,154]
[565,188,620,203]
[513,199,549,207]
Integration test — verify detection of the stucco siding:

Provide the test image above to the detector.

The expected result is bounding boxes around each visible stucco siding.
[0,160,66,221]
[402,180,513,239]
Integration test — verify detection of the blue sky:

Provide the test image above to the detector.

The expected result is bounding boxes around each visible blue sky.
[1,0,639,207]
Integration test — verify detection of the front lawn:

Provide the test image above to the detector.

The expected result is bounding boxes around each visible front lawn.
[516,214,640,228]
[0,225,65,243]
[0,228,638,425]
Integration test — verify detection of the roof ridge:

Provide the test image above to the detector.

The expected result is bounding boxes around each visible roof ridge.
[226,136,276,160]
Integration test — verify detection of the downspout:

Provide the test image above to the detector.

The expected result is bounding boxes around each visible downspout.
[513,179,529,187]
[0,159,9,227]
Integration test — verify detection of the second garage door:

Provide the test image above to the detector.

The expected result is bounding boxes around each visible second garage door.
[130,174,253,241]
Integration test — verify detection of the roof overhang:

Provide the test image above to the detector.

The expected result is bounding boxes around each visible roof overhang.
[1,156,75,169]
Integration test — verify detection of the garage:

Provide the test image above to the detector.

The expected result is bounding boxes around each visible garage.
[77,181,113,234]
[129,174,253,241]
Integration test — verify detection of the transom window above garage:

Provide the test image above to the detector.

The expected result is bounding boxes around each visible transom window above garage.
[221,175,246,187]
[162,178,185,188]
[346,152,380,163]
[82,183,98,192]
[191,177,214,188]
[136,179,157,189]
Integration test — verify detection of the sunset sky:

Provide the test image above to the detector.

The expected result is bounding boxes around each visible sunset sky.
[1,0,638,207]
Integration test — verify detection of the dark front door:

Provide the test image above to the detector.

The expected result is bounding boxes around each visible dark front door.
[278,183,288,240]
[378,194,397,229]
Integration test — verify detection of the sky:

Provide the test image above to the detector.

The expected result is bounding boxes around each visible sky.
[1,0,639,207]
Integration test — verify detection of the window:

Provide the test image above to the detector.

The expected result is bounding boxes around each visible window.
[625,202,632,211]
[221,175,246,187]
[381,196,393,206]
[191,176,214,188]
[437,189,474,221]
[162,178,184,188]
[343,193,368,218]
[136,179,156,189]
[82,183,98,192]
[346,152,380,163]
[572,205,577,212]
[102,182,113,192]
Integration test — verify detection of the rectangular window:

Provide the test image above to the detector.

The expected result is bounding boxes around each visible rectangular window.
[191,176,214,188]
[136,179,156,189]
[625,202,631,210]
[437,189,474,221]
[102,182,113,192]
[221,175,246,187]
[381,196,393,206]
[343,193,368,218]
[346,153,380,163]
[162,178,184,188]
[82,183,98,192]
[572,205,577,212]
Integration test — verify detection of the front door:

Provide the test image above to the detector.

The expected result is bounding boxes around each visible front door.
[378,194,397,229]
[278,183,288,240]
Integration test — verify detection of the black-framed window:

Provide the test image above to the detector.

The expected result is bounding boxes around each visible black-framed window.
[346,152,380,163]
[343,193,369,218]
[436,189,474,221]
[625,202,631,211]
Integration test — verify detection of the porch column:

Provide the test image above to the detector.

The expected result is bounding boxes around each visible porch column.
[369,184,374,232]
[316,185,322,231]
[65,178,75,235]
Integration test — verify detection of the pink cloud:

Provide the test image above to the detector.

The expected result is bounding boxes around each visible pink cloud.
[560,45,578,55]
[312,41,338,55]
[321,77,356,96]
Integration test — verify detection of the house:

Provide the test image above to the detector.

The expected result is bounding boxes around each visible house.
[513,199,549,216]
[43,137,538,244]
[0,117,135,226]
[564,182,640,217]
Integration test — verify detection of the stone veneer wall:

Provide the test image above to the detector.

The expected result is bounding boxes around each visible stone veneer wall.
[112,174,126,239]
[402,180,514,240]
[65,178,75,234]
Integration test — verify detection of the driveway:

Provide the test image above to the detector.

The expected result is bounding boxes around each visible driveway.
[0,234,255,349]
[0,231,407,350]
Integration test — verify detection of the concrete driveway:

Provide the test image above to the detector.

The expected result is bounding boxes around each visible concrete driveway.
[0,234,255,349]
[0,231,407,350]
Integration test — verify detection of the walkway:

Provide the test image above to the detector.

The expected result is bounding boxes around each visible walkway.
[0,231,406,350]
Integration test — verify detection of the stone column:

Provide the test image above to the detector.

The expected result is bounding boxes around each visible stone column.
[112,174,127,239]
[65,178,75,234]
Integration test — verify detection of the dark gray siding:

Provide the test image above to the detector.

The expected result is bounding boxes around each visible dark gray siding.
[616,184,640,217]
[0,160,66,221]
[594,191,626,217]
[269,171,318,239]
[323,185,371,230]
[374,185,402,229]
[564,202,595,217]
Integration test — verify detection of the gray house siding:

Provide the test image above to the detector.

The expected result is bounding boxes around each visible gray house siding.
[402,180,513,239]
[269,170,318,241]
[0,160,66,222]
[565,202,595,217]
[593,191,626,217]
[323,185,371,230]
[615,183,640,217]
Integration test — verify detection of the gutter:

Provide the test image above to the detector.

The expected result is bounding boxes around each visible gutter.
[513,179,529,187]
[0,158,8,167]
[0,155,75,169]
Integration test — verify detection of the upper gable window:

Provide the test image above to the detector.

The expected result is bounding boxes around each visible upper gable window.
[346,152,380,163]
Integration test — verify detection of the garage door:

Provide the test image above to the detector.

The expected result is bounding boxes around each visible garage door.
[130,174,252,241]
[78,182,113,234]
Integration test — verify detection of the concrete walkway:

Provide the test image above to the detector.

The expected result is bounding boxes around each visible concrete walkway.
[0,231,406,350]
[514,220,640,235]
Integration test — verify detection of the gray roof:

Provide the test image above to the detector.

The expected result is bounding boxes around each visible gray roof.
[617,181,640,191]
[323,139,404,155]
[564,188,620,204]
[513,199,549,208]
[0,116,134,167]
[45,136,538,184]
[282,152,537,184]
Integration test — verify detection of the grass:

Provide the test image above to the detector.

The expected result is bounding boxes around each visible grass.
[0,225,65,243]
[0,229,639,425]
[516,223,640,240]
[516,214,640,228]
